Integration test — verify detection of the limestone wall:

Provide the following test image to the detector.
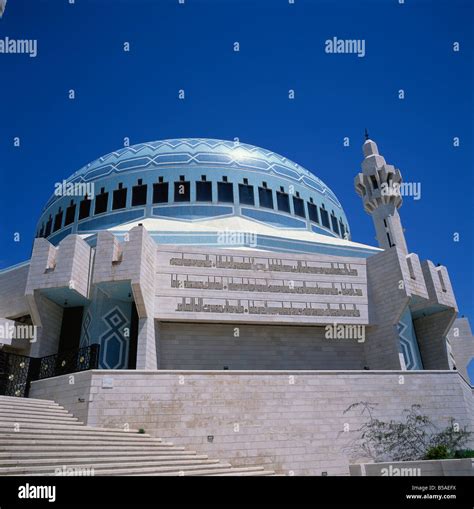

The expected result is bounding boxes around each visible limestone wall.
[0,263,29,319]
[157,322,366,370]
[29,370,92,424]
[447,318,474,383]
[29,370,474,476]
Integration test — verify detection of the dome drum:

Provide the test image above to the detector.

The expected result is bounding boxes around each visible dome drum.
[36,139,350,245]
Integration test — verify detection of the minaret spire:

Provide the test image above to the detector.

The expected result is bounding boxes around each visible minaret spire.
[354,137,408,254]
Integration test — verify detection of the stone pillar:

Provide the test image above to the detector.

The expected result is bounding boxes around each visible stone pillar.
[27,292,63,358]
[136,318,157,369]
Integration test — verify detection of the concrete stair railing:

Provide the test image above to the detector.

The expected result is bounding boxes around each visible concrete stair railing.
[0,395,274,476]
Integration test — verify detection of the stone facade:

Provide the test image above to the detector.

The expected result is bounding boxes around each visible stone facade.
[0,137,467,377]
[29,370,474,476]
[0,225,465,373]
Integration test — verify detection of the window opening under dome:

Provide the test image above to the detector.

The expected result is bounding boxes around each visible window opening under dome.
[65,201,76,225]
[239,183,254,206]
[259,185,273,209]
[132,180,147,207]
[153,181,168,204]
[95,188,109,215]
[79,196,91,220]
[196,180,212,202]
[113,183,127,210]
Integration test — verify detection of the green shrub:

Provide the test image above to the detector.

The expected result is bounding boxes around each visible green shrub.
[425,445,452,460]
[138,428,146,434]
[454,449,474,459]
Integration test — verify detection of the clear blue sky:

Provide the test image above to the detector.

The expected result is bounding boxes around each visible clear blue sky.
[0,0,472,375]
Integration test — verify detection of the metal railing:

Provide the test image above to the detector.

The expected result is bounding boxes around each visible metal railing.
[37,344,100,380]
[0,344,100,398]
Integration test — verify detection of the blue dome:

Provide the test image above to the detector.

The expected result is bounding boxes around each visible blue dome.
[36,138,351,247]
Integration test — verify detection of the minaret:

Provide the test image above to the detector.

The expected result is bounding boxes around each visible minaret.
[354,132,408,254]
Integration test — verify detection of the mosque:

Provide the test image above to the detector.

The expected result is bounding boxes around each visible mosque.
[0,136,472,475]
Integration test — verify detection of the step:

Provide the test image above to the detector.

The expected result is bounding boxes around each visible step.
[95,461,234,475]
[40,462,234,476]
[0,433,169,447]
[206,468,275,476]
[0,396,59,407]
[0,431,155,441]
[0,433,162,443]
[0,436,164,446]
[132,466,272,476]
[24,467,274,477]
[0,398,60,407]
[0,454,210,467]
[0,406,71,416]
[0,412,74,422]
[0,412,78,420]
[0,449,195,458]
[0,405,66,414]
[0,443,183,451]
[0,395,56,403]
[0,415,80,425]
[206,471,275,476]
[94,462,235,476]
[0,459,222,475]
[0,425,151,436]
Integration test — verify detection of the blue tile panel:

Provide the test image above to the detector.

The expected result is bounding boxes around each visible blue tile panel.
[397,306,424,370]
[76,209,145,233]
[241,208,307,229]
[80,291,132,370]
[152,205,233,220]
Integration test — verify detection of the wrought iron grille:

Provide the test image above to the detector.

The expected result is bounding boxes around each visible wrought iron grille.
[0,351,37,398]
[38,344,100,380]
[0,344,100,398]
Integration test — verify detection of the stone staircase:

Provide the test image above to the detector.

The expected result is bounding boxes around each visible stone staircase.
[0,395,274,476]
